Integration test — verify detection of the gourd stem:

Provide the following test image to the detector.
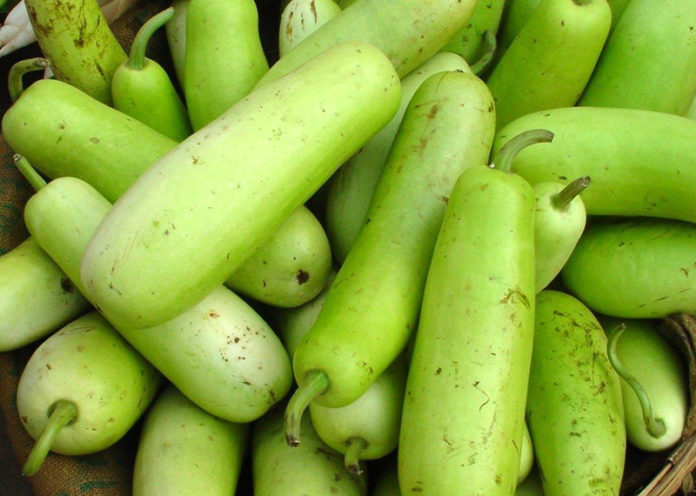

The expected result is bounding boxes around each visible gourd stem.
[551,176,591,210]
[493,129,554,173]
[127,7,175,71]
[284,370,330,447]
[14,155,47,191]
[8,57,50,103]
[22,400,78,476]
[344,436,368,475]
[470,30,497,76]
[607,324,667,438]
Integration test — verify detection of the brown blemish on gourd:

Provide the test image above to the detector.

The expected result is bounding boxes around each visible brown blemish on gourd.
[60,277,75,293]
[296,269,310,284]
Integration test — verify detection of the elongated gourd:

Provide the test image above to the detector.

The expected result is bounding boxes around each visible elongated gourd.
[561,217,696,318]
[24,0,127,104]
[3,78,335,310]
[22,172,293,423]
[398,165,536,496]
[286,71,496,448]
[133,384,250,496]
[17,311,162,474]
[527,290,625,496]
[184,0,269,130]
[578,0,696,116]
[256,0,478,85]
[600,316,688,453]
[0,237,90,351]
[491,106,696,224]
[486,0,611,130]
[325,51,471,263]
[80,41,401,330]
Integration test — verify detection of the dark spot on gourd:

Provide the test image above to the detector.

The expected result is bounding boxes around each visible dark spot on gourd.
[296,269,310,284]
[46,363,52,370]
[60,277,75,293]
[285,11,294,37]
[428,104,439,119]
[435,367,442,375]
[21,416,28,424]
[209,312,220,318]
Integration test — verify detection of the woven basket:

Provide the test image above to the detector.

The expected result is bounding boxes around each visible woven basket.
[0,1,694,495]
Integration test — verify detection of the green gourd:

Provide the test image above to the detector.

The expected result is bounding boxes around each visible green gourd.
[578,0,696,116]
[486,0,611,130]
[133,383,250,496]
[111,7,192,141]
[399,164,536,496]
[527,290,625,496]
[17,311,162,475]
[286,71,496,446]
[79,41,401,330]
[184,0,269,130]
[561,217,696,319]
[600,316,688,453]
[23,0,127,104]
